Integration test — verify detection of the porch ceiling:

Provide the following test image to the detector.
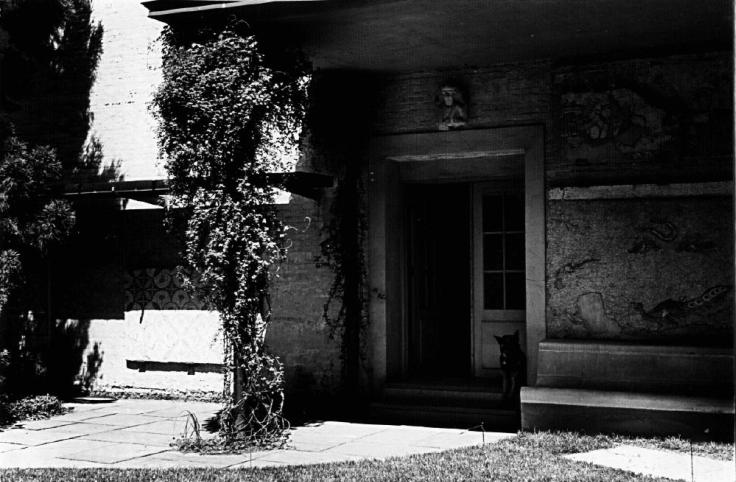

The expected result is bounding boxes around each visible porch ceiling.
[143,0,733,72]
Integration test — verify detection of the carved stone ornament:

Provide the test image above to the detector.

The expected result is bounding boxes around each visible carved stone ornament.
[436,82,467,131]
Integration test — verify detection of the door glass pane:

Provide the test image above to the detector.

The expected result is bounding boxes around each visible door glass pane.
[506,272,525,309]
[504,194,524,231]
[483,234,503,270]
[481,190,525,311]
[483,196,503,231]
[505,233,524,270]
[484,273,503,309]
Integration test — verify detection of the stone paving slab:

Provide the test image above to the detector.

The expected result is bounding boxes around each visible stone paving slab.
[51,422,126,436]
[61,442,170,464]
[0,428,77,446]
[293,421,392,438]
[151,450,252,468]
[257,448,363,465]
[413,430,494,449]
[60,404,111,414]
[231,458,287,468]
[324,441,443,459]
[142,403,221,419]
[0,399,509,469]
[119,419,190,436]
[357,427,454,445]
[286,438,345,452]
[0,456,110,469]
[79,428,177,447]
[82,413,164,427]
[565,445,736,482]
[286,431,362,446]
[10,419,77,431]
[5,438,116,459]
[113,455,215,469]
[0,442,23,453]
[49,409,116,422]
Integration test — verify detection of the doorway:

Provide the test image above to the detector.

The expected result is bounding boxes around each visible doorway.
[406,183,471,378]
[368,126,545,390]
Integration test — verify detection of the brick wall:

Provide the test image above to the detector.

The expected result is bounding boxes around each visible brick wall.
[268,194,342,405]
[3,0,164,180]
[89,0,164,180]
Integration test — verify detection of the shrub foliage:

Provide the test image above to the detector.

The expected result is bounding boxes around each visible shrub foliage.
[0,126,75,396]
[0,0,103,401]
[153,23,309,447]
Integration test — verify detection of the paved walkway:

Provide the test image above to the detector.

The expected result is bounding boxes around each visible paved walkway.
[566,445,735,482]
[1,399,732,479]
[0,399,510,468]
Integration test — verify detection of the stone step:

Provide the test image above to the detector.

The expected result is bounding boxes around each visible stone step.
[521,387,734,441]
[383,385,504,406]
[368,401,520,431]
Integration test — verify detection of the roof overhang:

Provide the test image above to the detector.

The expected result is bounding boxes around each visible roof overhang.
[63,172,334,205]
[142,0,733,72]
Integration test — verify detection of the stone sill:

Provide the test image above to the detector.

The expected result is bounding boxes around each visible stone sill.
[548,181,733,200]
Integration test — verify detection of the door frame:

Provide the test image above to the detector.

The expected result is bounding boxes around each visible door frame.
[471,182,526,377]
[367,126,545,392]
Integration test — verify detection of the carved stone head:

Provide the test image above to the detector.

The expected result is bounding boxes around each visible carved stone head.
[436,81,467,130]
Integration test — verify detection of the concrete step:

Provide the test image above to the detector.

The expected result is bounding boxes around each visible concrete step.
[368,401,519,431]
[521,387,734,441]
[383,385,504,406]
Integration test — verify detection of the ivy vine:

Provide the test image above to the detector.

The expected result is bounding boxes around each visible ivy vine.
[308,73,376,399]
[152,22,309,448]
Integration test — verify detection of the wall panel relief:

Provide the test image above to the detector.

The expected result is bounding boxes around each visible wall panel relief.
[547,197,733,345]
[123,268,205,311]
[554,54,733,185]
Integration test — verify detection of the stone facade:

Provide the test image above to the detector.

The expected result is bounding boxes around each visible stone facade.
[350,51,733,347]
[6,0,731,404]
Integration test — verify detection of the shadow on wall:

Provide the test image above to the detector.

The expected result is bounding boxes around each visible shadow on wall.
[45,321,103,398]
[47,203,126,398]
[0,316,104,400]
[0,0,125,400]
[0,0,107,178]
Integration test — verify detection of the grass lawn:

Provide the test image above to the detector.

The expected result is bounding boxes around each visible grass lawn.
[2,431,732,481]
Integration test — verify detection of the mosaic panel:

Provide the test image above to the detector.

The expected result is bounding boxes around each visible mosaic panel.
[123,268,205,311]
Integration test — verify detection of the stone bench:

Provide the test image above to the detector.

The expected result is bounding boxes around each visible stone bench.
[521,386,734,440]
[126,359,224,375]
[536,340,733,397]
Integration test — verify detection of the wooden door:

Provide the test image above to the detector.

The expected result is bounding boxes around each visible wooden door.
[406,184,471,378]
[473,184,526,377]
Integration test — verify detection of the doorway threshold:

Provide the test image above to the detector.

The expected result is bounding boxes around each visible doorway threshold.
[387,375,503,393]
[372,375,519,430]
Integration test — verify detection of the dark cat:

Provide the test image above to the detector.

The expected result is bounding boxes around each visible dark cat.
[494,330,525,403]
